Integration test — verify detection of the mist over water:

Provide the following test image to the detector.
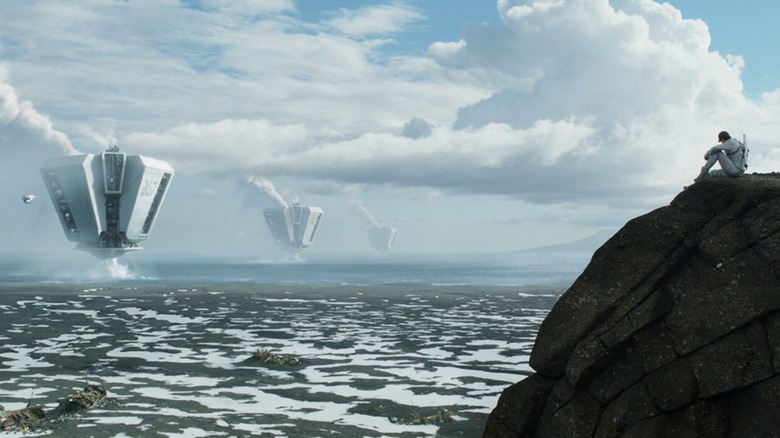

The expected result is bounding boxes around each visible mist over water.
[104,258,135,280]
[0,251,589,287]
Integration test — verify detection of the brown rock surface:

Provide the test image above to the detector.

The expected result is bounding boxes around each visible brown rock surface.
[485,174,780,437]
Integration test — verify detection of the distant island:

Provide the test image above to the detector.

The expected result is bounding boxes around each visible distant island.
[513,229,616,254]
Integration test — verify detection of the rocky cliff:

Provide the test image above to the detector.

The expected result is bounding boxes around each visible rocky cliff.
[484,174,780,437]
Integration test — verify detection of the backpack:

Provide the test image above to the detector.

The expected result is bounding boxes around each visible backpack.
[740,133,749,170]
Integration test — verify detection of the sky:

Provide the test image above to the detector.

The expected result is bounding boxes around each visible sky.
[2,0,780,260]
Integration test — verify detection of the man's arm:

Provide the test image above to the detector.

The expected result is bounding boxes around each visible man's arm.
[705,139,739,159]
[705,144,720,159]
[719,138,741,154]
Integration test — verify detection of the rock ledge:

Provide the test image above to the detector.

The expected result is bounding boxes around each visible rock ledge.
[484,174,780,437]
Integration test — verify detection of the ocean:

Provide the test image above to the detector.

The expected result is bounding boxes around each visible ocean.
[0,251,588,437]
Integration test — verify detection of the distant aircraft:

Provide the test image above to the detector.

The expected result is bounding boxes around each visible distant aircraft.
[21,194,35,204]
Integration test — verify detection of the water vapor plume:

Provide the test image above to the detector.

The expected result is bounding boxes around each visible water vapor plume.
[246,175,288,209]
[103,258,135,280]
[0,75,80,251]
[350,199,381,228]
[0,76,78,156]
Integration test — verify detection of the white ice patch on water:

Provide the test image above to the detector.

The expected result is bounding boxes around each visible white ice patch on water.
[457,347,526,364]
[103,373,227,388]
[92,416,144,425]
[193,387,438,436]
[0,347,54,371]
[115,307,210,324]
[164,428,215,437]
[106,346,201,364]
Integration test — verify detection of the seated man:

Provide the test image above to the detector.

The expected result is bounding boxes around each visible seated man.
[695,131,746,182]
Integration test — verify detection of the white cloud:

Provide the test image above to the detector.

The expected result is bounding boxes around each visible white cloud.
[425,0,775,199]
[123,118,310,175]
[437,0,744,131]
[200,0,295,15]
[326,2,424,36]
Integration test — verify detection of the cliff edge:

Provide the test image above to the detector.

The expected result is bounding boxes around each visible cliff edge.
[484,173,780,437]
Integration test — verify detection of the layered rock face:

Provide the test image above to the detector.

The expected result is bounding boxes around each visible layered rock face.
[484,174,780,437]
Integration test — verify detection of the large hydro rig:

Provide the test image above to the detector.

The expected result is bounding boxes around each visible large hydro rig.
[367,226,397,254]
[263,202,324,255]
[40,145,174,260]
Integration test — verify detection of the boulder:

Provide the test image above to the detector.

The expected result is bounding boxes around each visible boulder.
[485,174,780,437]
[241,349,303,367]
[0,384,106,432]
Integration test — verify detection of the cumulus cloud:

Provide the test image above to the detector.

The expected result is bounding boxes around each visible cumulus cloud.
[90,0,772,212]
[123,119,310,175]
[401,117,433,139]
[437,0,744,131]
[421,0,773,199]
[121,0,769,208]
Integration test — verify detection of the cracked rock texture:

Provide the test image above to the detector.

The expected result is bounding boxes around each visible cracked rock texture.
[484,174,780,437]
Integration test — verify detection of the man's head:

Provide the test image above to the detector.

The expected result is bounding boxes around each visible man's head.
[718,131,731,142]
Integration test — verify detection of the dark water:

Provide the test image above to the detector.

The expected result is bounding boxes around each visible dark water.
[0,252,586,437]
